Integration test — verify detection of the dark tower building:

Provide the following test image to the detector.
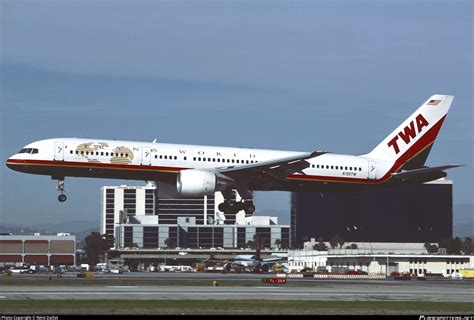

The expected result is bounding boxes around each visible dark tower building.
[291,180,453,247]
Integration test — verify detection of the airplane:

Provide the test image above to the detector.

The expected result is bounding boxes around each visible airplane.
[202,253,286,273]
[6,94,462,215]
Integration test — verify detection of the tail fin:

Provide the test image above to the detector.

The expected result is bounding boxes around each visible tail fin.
[366,94,453,169]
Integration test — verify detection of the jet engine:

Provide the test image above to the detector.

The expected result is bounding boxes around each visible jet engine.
[176,169,228,196]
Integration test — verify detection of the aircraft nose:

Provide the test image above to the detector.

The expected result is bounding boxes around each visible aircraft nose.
[5,156,20,171]
[6,158,14,170]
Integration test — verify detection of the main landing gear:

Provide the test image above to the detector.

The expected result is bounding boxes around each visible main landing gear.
[56,178,67,202]
[218,200,255,215]
[218,190,255,215]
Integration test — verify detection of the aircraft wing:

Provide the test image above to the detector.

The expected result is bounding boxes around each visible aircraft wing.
[214,151,327,183]
[391,164,463,181]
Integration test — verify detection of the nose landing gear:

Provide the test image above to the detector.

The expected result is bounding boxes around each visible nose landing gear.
[56,179,67,202]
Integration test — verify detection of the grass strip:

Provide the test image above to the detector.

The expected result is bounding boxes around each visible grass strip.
[0,300,472,313]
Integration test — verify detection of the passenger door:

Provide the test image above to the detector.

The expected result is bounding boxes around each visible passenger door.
[368,161,376,179]
[141,147,151,165]
[54,142,64,161]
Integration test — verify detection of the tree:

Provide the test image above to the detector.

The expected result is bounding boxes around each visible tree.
[274,239,281,249]
[461,237,473,254]
[424,242,432,253]
[439,237,462,254]
[164,238,176,249]
[313,241,328,251]
[83,232,110,267]
[246,240,256,249]
[424,242,438,254]
[330,234,344,249]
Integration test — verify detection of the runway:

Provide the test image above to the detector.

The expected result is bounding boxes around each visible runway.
[1,278,472,302]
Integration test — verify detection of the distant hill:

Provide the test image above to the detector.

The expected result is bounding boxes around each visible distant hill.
[454,203,473,225]
[0,221,100,247]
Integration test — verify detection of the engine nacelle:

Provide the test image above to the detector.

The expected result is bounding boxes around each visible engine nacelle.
[177,170,227,196]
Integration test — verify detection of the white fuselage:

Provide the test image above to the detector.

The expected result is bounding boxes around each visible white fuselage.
[6,137,393,193]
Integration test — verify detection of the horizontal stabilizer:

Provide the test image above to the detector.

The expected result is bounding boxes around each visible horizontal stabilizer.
[391,164,463,180]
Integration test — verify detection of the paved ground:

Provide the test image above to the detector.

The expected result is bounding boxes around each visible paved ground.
[1,275,472,302]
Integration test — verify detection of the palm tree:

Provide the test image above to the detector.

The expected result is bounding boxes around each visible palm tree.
[274,239,281,249]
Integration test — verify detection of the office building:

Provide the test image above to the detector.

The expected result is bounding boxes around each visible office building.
[291,180,453,247]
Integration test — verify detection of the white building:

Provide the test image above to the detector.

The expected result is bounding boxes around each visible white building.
[287,247,473,276]
[101,184,254,242]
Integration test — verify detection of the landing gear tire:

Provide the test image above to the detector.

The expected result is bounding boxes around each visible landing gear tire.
[218,202,227,212]
[56,178,67,202]
[218,201,242,215]
[243,202,255,215]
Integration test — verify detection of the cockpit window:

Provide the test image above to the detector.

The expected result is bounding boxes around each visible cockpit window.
[18,148,39,154]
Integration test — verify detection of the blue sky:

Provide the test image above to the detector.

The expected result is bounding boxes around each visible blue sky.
[1,0,472,226]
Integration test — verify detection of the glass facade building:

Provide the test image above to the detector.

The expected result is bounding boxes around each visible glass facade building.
[291,180,453,247]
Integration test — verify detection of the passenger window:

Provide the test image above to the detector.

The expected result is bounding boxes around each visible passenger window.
[331,166,334,169]
[164,156,167,159]
[246,160,249,164]
[350,167,353,170]
[174,156,177,160]
[101,152,104,156]
[193,157,196,161]
[70,150,73,154]
[326,165,329,169]
[208,158,211,162]
[198,157,201,161]
[76,151,79,155]
[232,159,235,163]
[184,157,187,161]
[105,152,108,156]
[359,167,362,171]
[335,166,338,170]
[345,166,348,170]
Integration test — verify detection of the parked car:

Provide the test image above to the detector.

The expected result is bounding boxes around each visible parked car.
[345,269,368,275]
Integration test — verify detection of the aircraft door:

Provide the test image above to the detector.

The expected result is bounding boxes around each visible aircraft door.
[54,142,64,161]
[368,161,376,179]
[141,147,151,165]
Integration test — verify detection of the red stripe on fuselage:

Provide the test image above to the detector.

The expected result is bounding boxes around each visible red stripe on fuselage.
[5,159,186,172]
